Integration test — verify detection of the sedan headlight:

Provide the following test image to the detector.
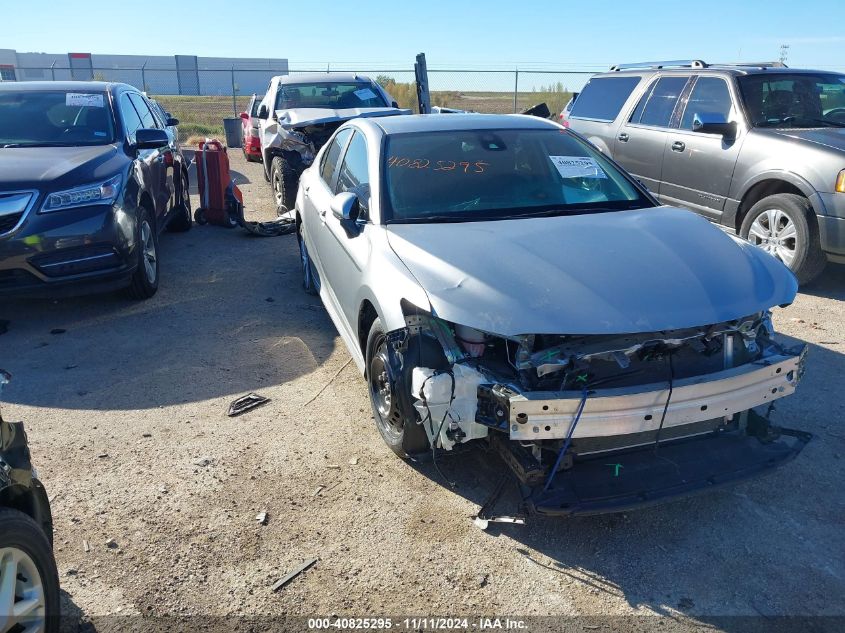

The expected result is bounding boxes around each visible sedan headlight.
[41,174,123,213]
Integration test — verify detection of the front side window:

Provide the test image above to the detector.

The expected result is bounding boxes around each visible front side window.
[681,77,733,129]
[335,131,370,211]
[118,94,143,141]
[569,77,641,122]
[128,93,158,129]
[320,128,353,186]
[383,128,652,223]
[275,82,387,110]
[0,90,114,146]
[634,76,689,128]
[737,73,845,128]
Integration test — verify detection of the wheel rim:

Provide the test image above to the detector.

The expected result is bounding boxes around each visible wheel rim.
[299,235,312,288]
[747,208,797,267]
[272,171,283,206]
[368,339,404,441]
[181,175,191,216]
[0,546,47,632]
[140,221,157,283]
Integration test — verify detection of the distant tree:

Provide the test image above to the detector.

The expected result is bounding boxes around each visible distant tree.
[375,75,395,88]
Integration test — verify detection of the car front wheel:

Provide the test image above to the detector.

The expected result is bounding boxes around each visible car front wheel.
[0,508,60,633]
[126,206,159,300]
[365,318,430,458]
[740,193,826,284]
[167,170,192,232]
[270,156,298,214]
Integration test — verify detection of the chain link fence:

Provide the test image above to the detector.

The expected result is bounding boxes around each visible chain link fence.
[7,66,596,143]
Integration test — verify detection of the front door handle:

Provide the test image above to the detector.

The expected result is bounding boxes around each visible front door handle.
[617,132,629,142]
[671,141,686,152]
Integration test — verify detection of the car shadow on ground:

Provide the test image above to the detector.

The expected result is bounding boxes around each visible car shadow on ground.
[0,224,339,411]
[800,262,845,301]
[406,334,845,626]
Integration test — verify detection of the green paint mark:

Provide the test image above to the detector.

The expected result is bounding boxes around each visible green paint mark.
[605,463,623,477]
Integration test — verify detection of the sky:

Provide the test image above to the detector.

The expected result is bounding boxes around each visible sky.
[2,0,843,72]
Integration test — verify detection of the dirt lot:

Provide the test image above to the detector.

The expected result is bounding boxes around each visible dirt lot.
[1,149,844,631]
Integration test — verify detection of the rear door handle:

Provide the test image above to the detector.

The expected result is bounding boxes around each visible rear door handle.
[671,141,686,152]
[617,132,629,142]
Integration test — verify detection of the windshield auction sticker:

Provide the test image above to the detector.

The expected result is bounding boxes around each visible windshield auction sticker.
[549,156,607,179]
[66,93,104,108]
[354,88,377,101]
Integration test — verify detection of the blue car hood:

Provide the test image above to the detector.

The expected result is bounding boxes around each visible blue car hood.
[386,207,798,336]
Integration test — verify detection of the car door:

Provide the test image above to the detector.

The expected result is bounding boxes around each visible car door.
[127,92,174,222]
[301,127,353,306]
[612,75,692,195]
[315,129,374,329]
[659,75,745,221]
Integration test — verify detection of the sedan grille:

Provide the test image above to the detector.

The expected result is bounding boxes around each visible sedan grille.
[0,192,35,236]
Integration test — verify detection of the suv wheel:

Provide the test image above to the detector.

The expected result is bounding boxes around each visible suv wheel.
[126,206,159,300]
[0,508,60,633]
[740,193,826,284]
[167,170,192,232]
[270,156,298,214]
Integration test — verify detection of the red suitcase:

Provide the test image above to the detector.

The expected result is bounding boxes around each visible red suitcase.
[194,139,238,227]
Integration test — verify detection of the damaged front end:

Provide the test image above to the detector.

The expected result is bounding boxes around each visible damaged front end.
[385,308,811,516]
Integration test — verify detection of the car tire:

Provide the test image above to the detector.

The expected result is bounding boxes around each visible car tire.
[297,224,319,295]
[270,156,297,214]
[126,206,159,300]
[740,193,826,284]
[167,170,192,232]
[365,318,430,459]
[0,508,60,633]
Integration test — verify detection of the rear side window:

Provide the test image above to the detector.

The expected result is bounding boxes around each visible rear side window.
[320,128,353,186]
[569,77,641,122]
[635,76,689,128]
[128,93,158,129]
[681,77,733,130]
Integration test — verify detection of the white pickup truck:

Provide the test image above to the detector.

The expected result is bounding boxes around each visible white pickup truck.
[256,73,409,213]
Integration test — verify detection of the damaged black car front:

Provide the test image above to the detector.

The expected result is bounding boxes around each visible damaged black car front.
[297,114,810,518]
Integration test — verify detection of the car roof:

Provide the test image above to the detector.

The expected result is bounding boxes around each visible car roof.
[278,72,376,85]
[365,113,560,135]
[0,80,134,93]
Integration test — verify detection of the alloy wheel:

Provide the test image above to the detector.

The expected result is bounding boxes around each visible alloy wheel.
[272,172,283,207]
[140,220,157,283]
[747,208,797,267]
[0,546,46,632]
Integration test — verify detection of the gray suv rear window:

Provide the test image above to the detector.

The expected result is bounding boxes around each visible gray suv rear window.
[569,77,641,122]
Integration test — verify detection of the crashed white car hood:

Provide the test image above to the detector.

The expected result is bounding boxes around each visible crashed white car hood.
[386,207,798,336]
[276,107,411,128]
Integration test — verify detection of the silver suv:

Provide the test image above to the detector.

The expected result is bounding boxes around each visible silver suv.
[567,60,845,283]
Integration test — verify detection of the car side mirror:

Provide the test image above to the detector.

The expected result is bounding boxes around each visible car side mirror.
[391,100,399,109]
[134,128,170,149]
[692,112,737,139]
[166,116,179,126]
[258,104,269,119]
[331,191,360,221]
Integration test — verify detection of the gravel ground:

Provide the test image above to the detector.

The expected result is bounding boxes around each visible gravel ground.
[1,149,843,632]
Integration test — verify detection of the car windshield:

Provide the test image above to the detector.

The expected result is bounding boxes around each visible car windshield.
[737,73,845,128]
[274,82,387,110]
[0,90,115,147]
[383,127,652,223]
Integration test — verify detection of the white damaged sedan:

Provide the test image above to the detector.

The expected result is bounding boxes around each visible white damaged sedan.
[294,113,809,516]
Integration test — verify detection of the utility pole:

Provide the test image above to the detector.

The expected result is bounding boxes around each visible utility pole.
[779,44,790,66]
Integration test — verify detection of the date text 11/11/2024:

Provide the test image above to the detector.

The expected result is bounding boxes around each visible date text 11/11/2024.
[307,617,528,630]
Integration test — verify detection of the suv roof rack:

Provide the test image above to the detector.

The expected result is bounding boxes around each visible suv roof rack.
[710,61,788,69]
[609,60,708,71]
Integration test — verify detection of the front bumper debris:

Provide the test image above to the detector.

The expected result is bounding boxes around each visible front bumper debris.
[522,421,811,517]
